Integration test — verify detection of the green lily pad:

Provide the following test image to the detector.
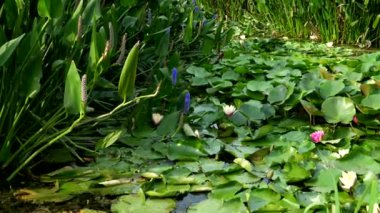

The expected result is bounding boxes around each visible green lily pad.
[188,197,247,213]
[283,162,312,183]
[246,80,273,93]
[319,80,345,99]
[334,152,380,174]
[361,94,380,110]
[111,193,176,213]
[187,65,213,78]
[305,168,340,193]
[248,188,281,211]
[321,96,356,124]
[268,85,288,104]
[210,181,242,200]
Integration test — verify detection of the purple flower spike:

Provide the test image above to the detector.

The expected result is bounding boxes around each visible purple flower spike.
[171,67,177,85]
[184,92,191,114]
[194,6,199,13]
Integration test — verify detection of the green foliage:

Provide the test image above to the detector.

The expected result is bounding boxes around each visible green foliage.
[64,61,83,115]
[200,0,380,47]
[13,38,380,212]
[3,0,380,212]
[118,41,139,102]
[0,0,232,181]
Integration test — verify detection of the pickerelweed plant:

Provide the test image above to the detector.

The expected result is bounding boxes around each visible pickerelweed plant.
[0,0,230,181]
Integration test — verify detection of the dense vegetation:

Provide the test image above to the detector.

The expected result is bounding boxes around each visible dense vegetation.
[201,0,380,47]
[1,0,380,212]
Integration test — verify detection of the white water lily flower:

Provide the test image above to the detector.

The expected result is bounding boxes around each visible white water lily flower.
[194,129,200,138]
[339,171,357,190]
[366,203,380,213]
[210,123,218,129]
[331,149,349,158]
[152,113,163,125]
[310,34,318,40]
[223,105,236,117]
[326,41,334,48]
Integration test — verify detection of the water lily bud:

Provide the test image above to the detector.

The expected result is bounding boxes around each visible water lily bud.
[141,172,160,179]
[339,171,357,190]
[234,158,253,172]
[353,115,359,124]
[152,113,163,125]
[184,92,191,114]
[223,105,236,117]
[310,130,324,143]
[171,67,177,85]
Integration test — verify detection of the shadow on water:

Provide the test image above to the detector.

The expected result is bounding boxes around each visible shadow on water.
[173,193,208,213]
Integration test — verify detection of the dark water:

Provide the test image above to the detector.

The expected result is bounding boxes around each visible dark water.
[173,193,208,213]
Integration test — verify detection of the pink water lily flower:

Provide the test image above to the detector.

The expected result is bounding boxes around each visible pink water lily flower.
[310,130,324,143]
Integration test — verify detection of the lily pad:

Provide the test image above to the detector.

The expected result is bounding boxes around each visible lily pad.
[111,193,176,213]
[319,80,345,99]
[321,97,356,124]
[361,94,380,110]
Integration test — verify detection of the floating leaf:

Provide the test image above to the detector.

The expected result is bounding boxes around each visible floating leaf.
[157,111,180,136]
[268,85,288,104]
[246,80,273,93]
[321,97,356,124]
[305,168,340,193]
[210,181,242,200]
[319,80,345,99]
[248,188,281,211]
[283,162,312,183]
[96,129,124,150]
[167,142,206,161]
[361,94,380,110]
[111,194,175,213]
[188,198,247,213]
